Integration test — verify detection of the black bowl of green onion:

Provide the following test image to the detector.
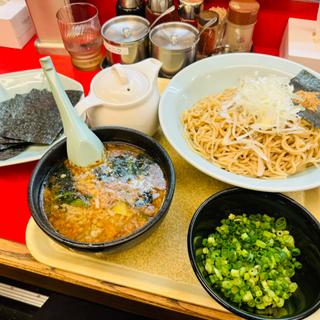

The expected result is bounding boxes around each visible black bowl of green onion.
[188,188,320,320]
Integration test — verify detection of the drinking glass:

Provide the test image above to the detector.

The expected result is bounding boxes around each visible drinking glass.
[56,2,103,71]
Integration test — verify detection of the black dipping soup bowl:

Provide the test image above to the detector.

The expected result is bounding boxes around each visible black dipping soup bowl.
[28,126,175,253]
[188,188,320,320]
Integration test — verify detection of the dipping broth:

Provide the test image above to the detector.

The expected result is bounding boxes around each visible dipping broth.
[42,143,167,243]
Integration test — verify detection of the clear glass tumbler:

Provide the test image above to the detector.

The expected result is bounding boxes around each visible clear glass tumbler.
[56,2,103,71]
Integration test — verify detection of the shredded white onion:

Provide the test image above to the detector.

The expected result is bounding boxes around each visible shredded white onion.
[220,74,304,133]
[219,75,305,162]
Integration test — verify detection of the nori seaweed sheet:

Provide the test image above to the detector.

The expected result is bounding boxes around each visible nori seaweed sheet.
[291,70,320,128]
[0,136,22,144]
[0,89,82,145]
[0,143,30,160]
[290,70,320,92]
[0,143,23,151]
[298,106,320,128]
[65,90,83,106]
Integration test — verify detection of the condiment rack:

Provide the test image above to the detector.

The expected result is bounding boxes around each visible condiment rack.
[113,0,260,55]
[104,0,262,77]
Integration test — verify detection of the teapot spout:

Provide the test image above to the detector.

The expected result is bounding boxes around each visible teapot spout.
[134,58,162,84]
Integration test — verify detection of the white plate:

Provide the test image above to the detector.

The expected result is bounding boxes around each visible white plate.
[159,53,320,192]
[0,69,83,167]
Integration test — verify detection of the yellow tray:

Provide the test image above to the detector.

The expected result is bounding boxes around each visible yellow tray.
[26,79,320,319]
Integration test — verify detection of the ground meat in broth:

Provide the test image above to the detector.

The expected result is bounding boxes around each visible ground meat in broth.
[43,144,167,243]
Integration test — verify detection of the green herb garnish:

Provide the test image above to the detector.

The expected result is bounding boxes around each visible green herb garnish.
[49,166,91,207]
[197,213,302,310]
[94,152,152,182]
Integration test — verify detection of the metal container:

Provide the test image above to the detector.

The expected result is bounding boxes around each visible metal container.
[178,0,204,21]
[149,22,199,78]
[119,0,143,8]
[101,15,150,65]
[148,0,173,13]
[116,0,145,17]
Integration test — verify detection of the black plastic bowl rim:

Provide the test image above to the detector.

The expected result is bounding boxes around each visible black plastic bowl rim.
[187,187,320,320]
[28,126,175,251]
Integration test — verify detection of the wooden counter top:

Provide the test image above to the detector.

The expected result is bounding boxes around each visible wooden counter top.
[0,237,240,320]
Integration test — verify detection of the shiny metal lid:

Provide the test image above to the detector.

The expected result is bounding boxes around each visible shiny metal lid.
[101,15,149,43]
[119,0,143,9]
[148,0,173,13]
[149,22,198,50]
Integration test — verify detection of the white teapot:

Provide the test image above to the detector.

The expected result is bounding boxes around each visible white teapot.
[75,58,162,136]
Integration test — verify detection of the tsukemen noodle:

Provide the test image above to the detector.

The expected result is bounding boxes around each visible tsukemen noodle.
[42,143,167,243]
[182,73,320,178]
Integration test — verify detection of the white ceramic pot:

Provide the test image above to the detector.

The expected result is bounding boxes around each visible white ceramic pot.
[75,58,162,136]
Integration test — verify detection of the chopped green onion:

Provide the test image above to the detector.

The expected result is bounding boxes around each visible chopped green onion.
[275,217,287,230]
[197,213,302,310]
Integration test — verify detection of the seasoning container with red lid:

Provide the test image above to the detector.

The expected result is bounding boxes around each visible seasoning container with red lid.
[178,0,204,27]
[197,10,219,58]
[223,0,260,52]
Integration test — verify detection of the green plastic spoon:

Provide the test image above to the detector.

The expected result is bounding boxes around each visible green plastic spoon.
[40,56,104,167]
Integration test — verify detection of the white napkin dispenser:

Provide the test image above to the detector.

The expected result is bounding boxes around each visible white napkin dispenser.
[0,0,35,49]
[280,18,320,73]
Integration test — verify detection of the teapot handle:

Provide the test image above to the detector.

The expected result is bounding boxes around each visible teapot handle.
[75,94,103,120]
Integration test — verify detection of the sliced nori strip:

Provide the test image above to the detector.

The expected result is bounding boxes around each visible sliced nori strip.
[0,136,23,144]
[290,70,320,92]
[65,90,83,106]
[0,143,30,160]
[0,142,24,151]
[0,89,83,145]
[298,106,320,128]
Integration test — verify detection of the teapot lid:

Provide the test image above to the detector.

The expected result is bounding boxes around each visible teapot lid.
[94,64,149,105]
